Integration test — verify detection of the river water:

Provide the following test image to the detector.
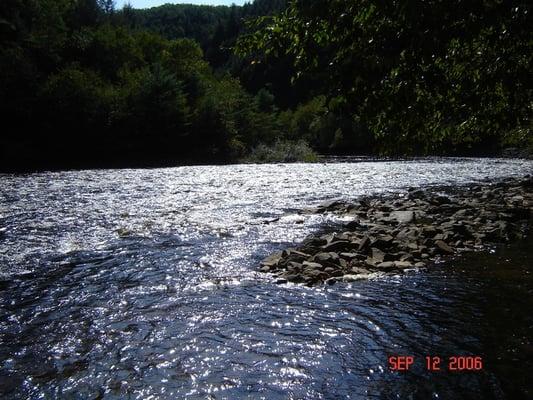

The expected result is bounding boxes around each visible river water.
[0,158,532,399]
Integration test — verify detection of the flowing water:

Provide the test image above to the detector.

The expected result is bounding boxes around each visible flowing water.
[0,158,532,399]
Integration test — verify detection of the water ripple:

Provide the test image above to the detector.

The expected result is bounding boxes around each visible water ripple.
[0,158,532,399]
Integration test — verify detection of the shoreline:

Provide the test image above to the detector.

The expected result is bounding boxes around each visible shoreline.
[260,176,533,285]
[2,154,531,174]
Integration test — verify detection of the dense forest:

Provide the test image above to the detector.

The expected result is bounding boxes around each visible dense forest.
[0,0,531,171]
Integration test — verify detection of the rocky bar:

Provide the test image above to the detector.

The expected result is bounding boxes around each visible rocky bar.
[260,176,533,285]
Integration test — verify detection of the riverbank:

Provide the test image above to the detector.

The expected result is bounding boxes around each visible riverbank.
[261,176,532,285]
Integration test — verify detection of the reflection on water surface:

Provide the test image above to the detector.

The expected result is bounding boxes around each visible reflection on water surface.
[0,158,532,399]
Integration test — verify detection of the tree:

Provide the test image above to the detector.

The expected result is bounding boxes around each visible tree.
[237,0,532,155]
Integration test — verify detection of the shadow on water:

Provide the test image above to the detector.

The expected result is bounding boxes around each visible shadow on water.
[373,235,533,400]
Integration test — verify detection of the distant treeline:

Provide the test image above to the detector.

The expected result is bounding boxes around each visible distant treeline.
[0,0,298,171]
[0,0,531,171]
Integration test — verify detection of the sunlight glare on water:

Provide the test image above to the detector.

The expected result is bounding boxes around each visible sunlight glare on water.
[0,158,532,399]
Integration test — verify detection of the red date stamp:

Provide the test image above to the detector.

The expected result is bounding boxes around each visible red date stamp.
[388,356,483,371]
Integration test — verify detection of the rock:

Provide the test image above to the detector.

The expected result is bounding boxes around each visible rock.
[395,261,413,269]
[324,267,343,277]
[345,220,362,230]
[302,261,324,271]
[334,232,352,241]
[406,242,418,250]
[287,262,303,272]
[321,240,352,252]
[259,178,531,285]
[312,252,339,263]
[433,195,452,205]
[342,274,371,282]
[408,189,426,199]
[302,269,327,282]
[317,199,343,211]
[282,249,311,258]
[339,252,360,260]
[400,253,414,261]
[261,252,282,268]
[390,210,415,223]
[370,247,386,263]
[435,240,454,254]
[433,233,445,241]
[376,261,395,270]
[301,236,327,248]
[371,235,394,249]
[396,228,418,240]
[351,266,372,274]
[358,235,371,252]
[281,273,303,282]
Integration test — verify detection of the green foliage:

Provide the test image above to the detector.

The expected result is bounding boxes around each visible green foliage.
[236,0,532,155]
[193,76,282,159]
[6,0,527,170]
[0,0,297,170]
[122,65,190,147]
[243,140,318,163]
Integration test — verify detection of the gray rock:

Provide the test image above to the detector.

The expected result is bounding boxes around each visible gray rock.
[395,261,413,269]
[370,247,386,263]
[434,195,452,205]
[435,240,454,254]
[317,199,344,211]
[302,261,324,271]
[376,261,395,270]
[371,235,394,248]
[358,235,371,252]
[313,252,339,263]
[339,252,360,260]
[287,262,303,272]
[351,266,372,274]
[342,274,372,282]
[345,220,362,230]
[321,240,351,252]
[261,252,282,268]
[408,189,426,199]
[282,249,311,258]
[390,210,415,223]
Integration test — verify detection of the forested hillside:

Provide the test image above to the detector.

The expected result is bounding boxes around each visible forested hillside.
[0,0,303,171]
[0,0,530,172]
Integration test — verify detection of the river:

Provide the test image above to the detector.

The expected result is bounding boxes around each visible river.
[0,158,532,399]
